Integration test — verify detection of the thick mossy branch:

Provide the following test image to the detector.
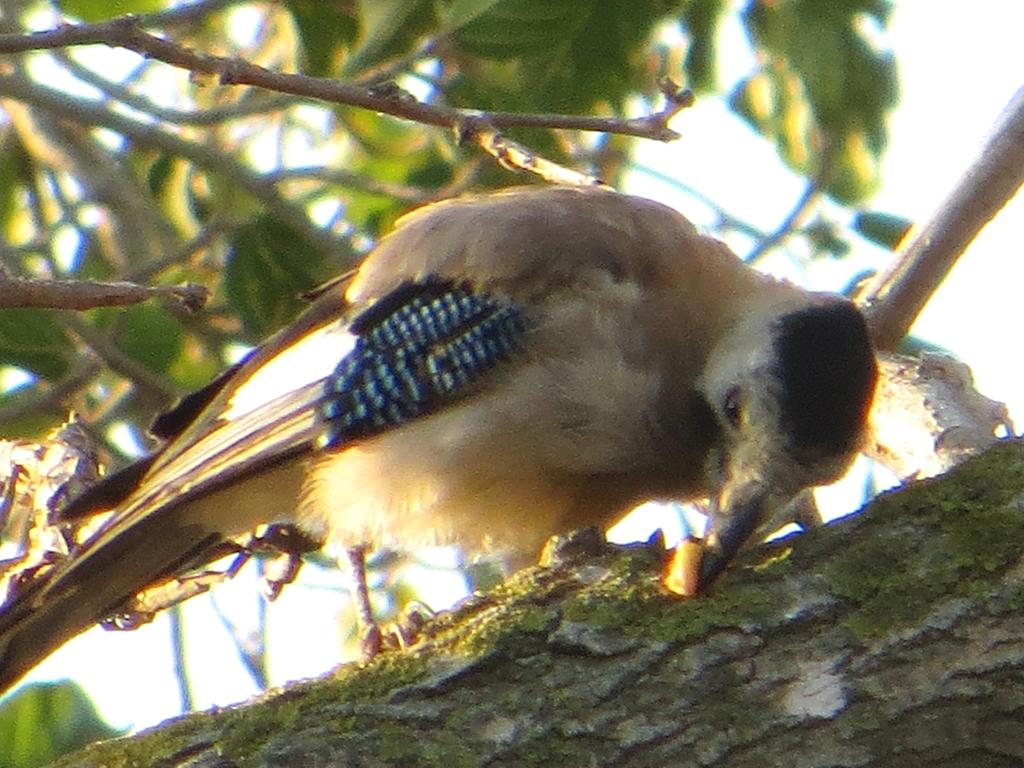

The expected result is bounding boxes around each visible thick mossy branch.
[56,440,1024,768]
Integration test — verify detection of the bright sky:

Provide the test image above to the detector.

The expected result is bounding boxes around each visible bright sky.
[874,4,1024,421]
[7,2,1024,735]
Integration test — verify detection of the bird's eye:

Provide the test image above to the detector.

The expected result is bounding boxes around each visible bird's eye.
[722,386,743,428]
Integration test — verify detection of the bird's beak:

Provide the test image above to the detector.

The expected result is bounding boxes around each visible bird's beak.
[663,480,768,597]
[696,481,767,591]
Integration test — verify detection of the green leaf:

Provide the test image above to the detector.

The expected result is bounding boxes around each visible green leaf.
[285,0,360,77]
[729,66,816,176]
[145,152,174,199]
[453,0,583,59]
[117,303,183,375]
[829,126,883,203]
[59,0,163,23]
[186,169,212,225]
[436,0,504,29]
[450,0,678,114]
[0,681,121,768]
[804,218,851,259]
[854,210,912,250]
[0,310,71,380]
[345,0,437,76]
[736,0,898,203]
[224,216,331,338]
[0,401,61,439]
[680,0,726,93]
[0,134,29,235]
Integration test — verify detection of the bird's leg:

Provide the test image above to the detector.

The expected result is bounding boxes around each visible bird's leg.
[250,524,320,601]
[103,539,253,630]
[783,489,823,529]
[382,601,433,650]
[345,545,383,660]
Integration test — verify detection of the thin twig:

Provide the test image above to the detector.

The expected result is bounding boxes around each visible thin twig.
[125,220,233,283]
[745,179,824,265]
[459,122,607,187]
[209,590,268,690]
[56,49,303,126]
[0,277,208,311]
[0,18,690,142]
[745,139,835,265]
[168,605,196,713]
[351,37,441,87]
[2,89,180,268]
[60,312,179,405]
[628,161,770,241]
[859,85,1024,349]
[265,167,433,203]
[0,361,101,426]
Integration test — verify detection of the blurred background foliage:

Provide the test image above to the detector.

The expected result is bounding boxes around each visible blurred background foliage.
[0,0,904,763]
[0,682,120,768]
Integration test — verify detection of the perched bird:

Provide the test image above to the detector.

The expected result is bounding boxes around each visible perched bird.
[0,186,877,694]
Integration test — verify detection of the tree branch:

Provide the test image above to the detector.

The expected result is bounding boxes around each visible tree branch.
[49,441,1024,767]
[0,276,208,311]
[859,85,1024,349]
[744,178,822,265]
[459,122,607,187]
[54,49,302,126]
[0,17,690,142]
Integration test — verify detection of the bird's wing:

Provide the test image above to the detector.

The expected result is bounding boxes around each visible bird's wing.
[54,270,537,568]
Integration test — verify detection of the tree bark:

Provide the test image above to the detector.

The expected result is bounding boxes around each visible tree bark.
[56,440,1024,768]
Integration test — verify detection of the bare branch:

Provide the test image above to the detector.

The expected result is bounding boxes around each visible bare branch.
[744,178,823,265]
[0,18,690,142]
[745,141,835,264]
[56,50,302,126]
[859,85,1024,349]
[458,121,607,188]
[265,167,435,204]
[0,277,208,311]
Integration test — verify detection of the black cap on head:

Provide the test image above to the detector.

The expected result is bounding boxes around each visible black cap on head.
[773,302,876,465]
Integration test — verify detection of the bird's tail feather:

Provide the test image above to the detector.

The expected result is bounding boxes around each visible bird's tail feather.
[0,512,221,695]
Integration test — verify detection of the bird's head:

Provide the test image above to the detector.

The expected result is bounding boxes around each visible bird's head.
[694,297,877,591]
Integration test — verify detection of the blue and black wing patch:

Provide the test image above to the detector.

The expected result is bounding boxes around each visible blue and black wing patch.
[319,281,528,447]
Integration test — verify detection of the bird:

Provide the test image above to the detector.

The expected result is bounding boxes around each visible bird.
[0,185,877,694]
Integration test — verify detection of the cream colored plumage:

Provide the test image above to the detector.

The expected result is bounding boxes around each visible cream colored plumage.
[306,189,764,556]
[0,186,877,693]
